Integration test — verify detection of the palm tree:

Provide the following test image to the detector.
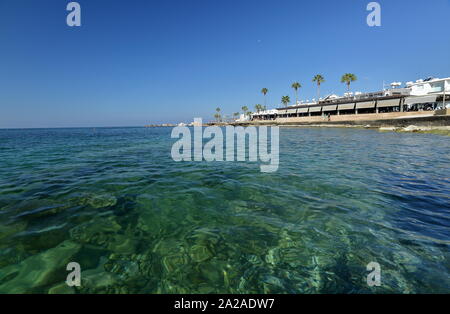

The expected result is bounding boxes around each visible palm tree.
[312,74,325,101]
[281,96,290,107]
[233,112,240,119]
[261,88,268,107]
[291,82,302,104]
[241,106,249,115]
[215,108,221,122]
[255,104,263,113]
[341,73,357,92]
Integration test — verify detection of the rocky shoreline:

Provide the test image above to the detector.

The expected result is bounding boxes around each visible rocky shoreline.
[228,115,450,136]
[378,125,450,136]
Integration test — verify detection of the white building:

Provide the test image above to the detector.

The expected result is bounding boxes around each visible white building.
[252,109,278,120]
[405,77,450,109]
[236,113,250,122]
[407,77,450,96]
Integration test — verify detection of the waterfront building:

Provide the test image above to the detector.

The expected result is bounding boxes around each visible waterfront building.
[250,77,450,121]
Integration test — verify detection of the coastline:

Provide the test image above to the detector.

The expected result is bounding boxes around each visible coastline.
[228,111,450,136]
[144,110,450,136]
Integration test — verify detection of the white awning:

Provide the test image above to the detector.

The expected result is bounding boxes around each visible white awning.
[298,107,309,113]
[322,105,337,112]
[286,109,298,114]
[338,103,355,110]
[309,106,322,113]
[278,109,288,114]
[356,101,375,109]
[377,99,400,108]
[404,95,438,105]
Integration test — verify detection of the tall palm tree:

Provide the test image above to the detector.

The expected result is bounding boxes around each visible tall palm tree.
[281,96,290,107]
[261,88,268,107]
[291,82,302,104]
[341,73,357,92]
[312,74,325,101]
[241,106,249,115]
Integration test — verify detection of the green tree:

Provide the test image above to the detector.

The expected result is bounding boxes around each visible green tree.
[261,88,268,107]
[214,108,221,122]
[255,104,263,113]
[312,74,325,101]
[241,106,249,115]
[291,82,302,104]
[341,73,357,92]
[281,96,290,107]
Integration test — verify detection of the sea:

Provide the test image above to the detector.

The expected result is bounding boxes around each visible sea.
[0,127,449,293]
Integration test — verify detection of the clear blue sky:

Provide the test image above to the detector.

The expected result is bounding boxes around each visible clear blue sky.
[1,0,450,128]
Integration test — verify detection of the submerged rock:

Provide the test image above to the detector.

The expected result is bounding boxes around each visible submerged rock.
[189,244,213,263]
[48,282,75,294]
[162,254,189,273]
[265,248,281,266]
[73,193,117,209]
[0,240,81,293]
[69,216,121,246]
[78,257,121,293]
[107,235,138,254]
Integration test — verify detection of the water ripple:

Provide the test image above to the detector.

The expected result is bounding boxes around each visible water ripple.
[0,127,449,293]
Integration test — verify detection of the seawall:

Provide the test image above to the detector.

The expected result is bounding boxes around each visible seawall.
[232,110,450,128]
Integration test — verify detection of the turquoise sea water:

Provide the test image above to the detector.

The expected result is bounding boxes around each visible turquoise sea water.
[0,127,449,294]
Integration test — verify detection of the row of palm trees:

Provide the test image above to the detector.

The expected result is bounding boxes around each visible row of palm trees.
[215,73,358,120]
[215,106,257,122]
[263,73,357,108]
